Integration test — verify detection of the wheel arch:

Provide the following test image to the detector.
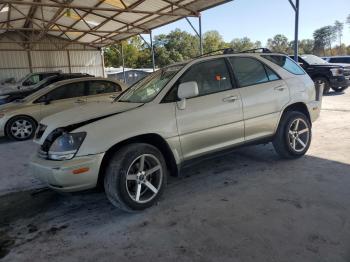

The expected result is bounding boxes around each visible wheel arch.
[4,114,38,137]
[280,102,311,126]
[97,133,179,188]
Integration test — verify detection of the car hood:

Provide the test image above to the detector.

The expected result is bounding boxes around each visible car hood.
[0,100,29,112]
[41,101,143,131]
[0,85,20,95]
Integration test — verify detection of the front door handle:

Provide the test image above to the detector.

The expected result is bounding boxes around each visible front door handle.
[274,85,287,91]
[222,96,238,102]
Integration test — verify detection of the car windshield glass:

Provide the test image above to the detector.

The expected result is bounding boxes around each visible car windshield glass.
[118,65,184,103]
[301,55,327,65]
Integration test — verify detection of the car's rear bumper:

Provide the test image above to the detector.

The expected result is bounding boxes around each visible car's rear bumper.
[0,119,6,137]
[330,76,350,88]
[29,153,105,192]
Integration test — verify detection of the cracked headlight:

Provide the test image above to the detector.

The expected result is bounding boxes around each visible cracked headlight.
[48,132,86,160]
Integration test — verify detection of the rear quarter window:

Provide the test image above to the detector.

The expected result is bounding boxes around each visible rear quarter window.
[262,55,305,75]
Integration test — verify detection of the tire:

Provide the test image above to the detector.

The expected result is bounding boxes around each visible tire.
[273,111,312,159]
[313,77,330,94]
[104,143,167,212]
[6,116,37,141]
[332,86,348,93]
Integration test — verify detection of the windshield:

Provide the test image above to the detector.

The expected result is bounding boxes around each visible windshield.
[301,55,327,65]
[118,65,184,103]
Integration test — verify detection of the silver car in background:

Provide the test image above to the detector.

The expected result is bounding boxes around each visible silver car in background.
[0,77,126,140]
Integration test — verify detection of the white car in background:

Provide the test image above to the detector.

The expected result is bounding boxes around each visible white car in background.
[30,50,322,211]
[0,77,126,140]
[0,72,61,95]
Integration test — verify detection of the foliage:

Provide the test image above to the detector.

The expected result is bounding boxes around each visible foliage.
[267,34,290,53]
[104,16,350,69]
[230,37,261,52]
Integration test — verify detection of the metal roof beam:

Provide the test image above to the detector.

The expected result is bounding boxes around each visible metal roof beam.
[0,1,197,17]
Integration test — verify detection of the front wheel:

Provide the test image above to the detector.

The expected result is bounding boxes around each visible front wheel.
[332,86,348,93]
[273,111,312,159]
[104,143,167,212]
[6,116,37,141]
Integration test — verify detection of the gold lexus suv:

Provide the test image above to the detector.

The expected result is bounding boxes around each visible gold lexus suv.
[30,49,323,211]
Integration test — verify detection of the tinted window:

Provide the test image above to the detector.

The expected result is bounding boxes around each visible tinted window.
[265,67,280,81]
[329,57,350,63]
[263,55,305,75]
[44,82,86,101]
[179,59,233,96]
[23,74,40,86]
[229,57,270,87]
[88,81,121,95]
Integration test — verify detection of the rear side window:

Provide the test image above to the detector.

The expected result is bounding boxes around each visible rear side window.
[44,82,86,101]
[229,57,279,87]
[262,55,305,75]
[88,81,121,95]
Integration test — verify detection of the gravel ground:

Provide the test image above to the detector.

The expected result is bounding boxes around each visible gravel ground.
[0,90,349,262]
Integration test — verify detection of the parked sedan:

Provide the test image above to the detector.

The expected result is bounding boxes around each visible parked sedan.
[0,73,92,105]
[0,77,126,141]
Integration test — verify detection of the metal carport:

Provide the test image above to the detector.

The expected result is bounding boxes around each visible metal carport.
[0,0,232,80]
[0,0,301,81]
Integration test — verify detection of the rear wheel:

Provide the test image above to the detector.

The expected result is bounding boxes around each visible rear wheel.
[273,111,312,159]
[313,77,330,94]
[6,116,37,141]
[104,143,167,212]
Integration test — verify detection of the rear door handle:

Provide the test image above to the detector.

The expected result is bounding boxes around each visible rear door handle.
[274,85,286,91]
[222,96,238,102]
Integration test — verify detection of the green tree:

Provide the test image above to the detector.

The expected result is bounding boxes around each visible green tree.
[267,34,290,53]
[230,37,261,52]
[299,39,314,54]
[202,30,227,53]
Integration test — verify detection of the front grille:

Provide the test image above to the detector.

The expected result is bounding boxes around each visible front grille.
[35,124,47,139]
[343,67,350,77]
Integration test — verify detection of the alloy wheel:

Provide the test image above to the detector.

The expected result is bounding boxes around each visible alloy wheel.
[125,154,163,204]
[10,119,34,140]
[288,118,310,152]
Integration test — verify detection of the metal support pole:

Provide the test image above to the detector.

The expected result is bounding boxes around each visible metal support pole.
[199,14,203,55]
[121,43,126,83]
[100,48,106,77]
[289,0,299,62]
[150,31,155,72]
[27,50,33,73]
[67,50,72,74]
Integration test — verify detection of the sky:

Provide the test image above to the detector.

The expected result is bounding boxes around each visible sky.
[151,0,350,46]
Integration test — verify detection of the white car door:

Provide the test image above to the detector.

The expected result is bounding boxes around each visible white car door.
[174,58,244,160]
[85,80,123,103]
[36,81,87,120]
[228,56,290,141]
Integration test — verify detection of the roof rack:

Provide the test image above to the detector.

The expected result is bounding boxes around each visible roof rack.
[196,47,272,58]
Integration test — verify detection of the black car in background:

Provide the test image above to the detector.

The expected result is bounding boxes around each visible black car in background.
[0,73,93,105]
[292,54,350,94]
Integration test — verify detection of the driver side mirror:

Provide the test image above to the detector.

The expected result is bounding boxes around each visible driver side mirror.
[177,81,199,99]
[177,81,199,110]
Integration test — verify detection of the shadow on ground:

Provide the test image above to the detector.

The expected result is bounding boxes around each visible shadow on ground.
[1,144,349,261]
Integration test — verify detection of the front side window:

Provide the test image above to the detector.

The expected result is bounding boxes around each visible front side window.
[179,58,233,96]
[118,65,184,103]
[229,57,275,87]
[42,82,86,101]
[23,74,40,86]
[262,55,305,75]
[88,81,121,95]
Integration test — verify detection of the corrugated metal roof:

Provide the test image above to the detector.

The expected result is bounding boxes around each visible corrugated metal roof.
[0,0,232,48]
